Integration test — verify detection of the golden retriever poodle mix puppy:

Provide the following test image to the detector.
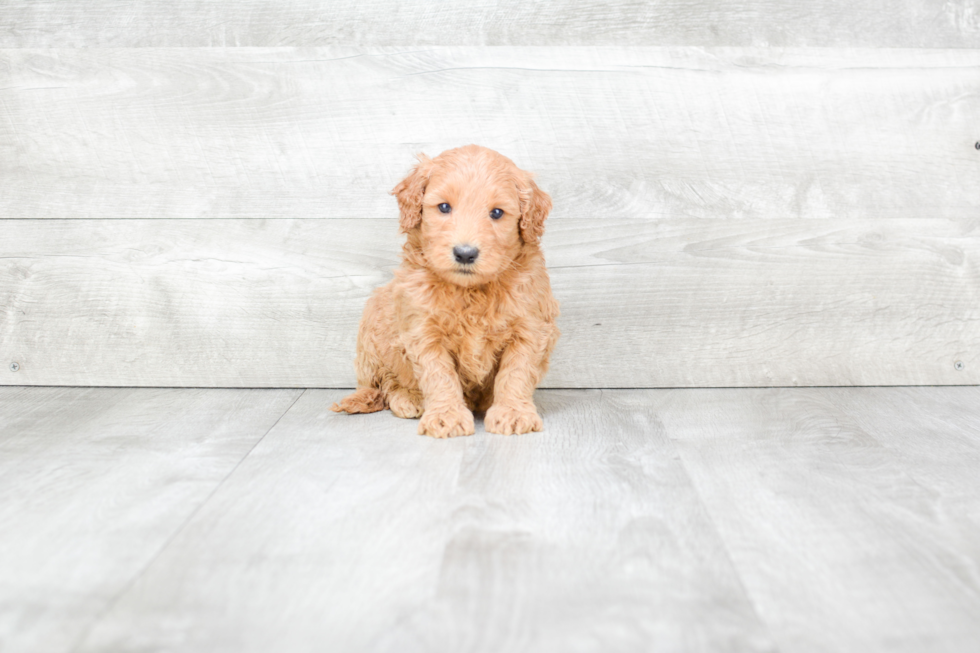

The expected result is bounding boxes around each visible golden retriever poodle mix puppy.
[331,144,560,438]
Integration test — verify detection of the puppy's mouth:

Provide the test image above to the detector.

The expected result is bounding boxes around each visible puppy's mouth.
[448,266,484,284]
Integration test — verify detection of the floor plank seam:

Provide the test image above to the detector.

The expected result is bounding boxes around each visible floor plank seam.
[64,388,307,653]
[665,433,785,653]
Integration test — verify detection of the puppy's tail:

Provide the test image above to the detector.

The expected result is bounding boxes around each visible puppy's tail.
[331,387,386,414]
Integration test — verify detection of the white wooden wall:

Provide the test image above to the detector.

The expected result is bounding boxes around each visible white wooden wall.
[1,5,978,387]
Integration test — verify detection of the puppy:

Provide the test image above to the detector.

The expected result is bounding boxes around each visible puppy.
[331,145,560,438]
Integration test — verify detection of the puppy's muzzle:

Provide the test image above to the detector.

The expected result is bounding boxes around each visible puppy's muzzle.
[453,244,480,265]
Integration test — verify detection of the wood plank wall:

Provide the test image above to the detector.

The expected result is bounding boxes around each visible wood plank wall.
[1,4,978,388]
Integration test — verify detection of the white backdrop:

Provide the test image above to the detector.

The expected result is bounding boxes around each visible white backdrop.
[1,5,978,387]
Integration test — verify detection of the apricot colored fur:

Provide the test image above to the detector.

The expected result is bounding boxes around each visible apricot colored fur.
[331,145,560,438]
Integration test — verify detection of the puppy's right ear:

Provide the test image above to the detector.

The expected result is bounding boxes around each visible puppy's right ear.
[390,154,433,233]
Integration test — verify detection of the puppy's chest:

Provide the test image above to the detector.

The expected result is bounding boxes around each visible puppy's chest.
[442,309,512,380]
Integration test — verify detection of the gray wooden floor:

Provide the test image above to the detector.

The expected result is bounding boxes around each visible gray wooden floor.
[1,387,979,652]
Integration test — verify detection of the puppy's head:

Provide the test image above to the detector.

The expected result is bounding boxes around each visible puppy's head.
[391,144,551,287]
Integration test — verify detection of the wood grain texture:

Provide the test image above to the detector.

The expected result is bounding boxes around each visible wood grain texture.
[1,218,976,388]
[831,387,980,580]
[73,389,473,653]
[3,47,979,387]
[2,1,980,48]
[659,387,980,653]
[74,389,775,653]
[832,387,980,525]
[3,387,978,651]
[0,386,301,653]
[2,47,979,221]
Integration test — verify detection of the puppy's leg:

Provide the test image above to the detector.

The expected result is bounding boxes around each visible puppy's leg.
[485,333,549,435]
[412,345,474,438]
[331,387,385,414]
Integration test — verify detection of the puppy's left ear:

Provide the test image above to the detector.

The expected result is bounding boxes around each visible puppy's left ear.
[519,174,552,246]
[390,154,433,233]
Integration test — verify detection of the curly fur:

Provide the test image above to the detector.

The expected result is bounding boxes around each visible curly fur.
[331,145,560,437]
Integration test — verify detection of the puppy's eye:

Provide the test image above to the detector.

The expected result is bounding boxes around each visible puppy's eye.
[490,208,504,220]
[438,203,451,214]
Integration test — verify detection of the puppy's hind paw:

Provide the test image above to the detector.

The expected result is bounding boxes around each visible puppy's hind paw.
[485,404,543,435]
[331,387,385,414]
[388,389,424,419]
[418,405,475,438]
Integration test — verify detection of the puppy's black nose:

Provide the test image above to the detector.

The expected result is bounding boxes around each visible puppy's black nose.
[453,244,479,265]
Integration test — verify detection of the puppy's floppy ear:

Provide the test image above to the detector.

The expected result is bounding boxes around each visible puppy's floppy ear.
[390,154,433,233]
[519,174,552,246]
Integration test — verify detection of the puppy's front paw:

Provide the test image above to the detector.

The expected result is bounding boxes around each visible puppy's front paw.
[418,405,475,438]
[485,404,543,435]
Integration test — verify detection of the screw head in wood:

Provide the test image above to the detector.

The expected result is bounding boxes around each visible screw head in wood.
[9,362,19,372]
[954,361,965,371]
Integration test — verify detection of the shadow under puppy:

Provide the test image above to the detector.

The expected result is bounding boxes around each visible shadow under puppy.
[331,145,560,438]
